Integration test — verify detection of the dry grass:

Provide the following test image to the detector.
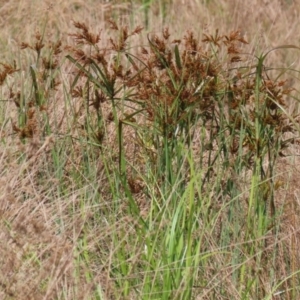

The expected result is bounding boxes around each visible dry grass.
[1,0,300,299]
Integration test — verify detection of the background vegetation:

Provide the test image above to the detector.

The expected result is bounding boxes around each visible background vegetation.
[1,0,300,299]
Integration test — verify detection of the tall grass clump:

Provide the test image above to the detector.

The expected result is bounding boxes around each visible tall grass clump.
[1,15,300,299]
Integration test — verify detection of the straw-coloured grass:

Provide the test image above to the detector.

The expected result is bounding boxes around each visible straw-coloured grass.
[1,1,300,299]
